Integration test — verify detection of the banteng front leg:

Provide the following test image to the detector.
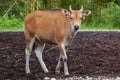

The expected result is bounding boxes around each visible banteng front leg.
[58,43,69,76]
[55,54,62,74]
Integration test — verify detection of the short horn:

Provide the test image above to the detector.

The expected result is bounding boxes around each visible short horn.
[80,5,83,12]
[69,5,72,11]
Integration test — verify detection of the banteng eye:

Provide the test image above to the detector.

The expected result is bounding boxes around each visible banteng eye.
[80,17,83,19]
[70,17,73,19]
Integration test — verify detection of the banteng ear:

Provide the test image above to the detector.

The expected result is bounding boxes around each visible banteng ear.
[62,9,70,18]
[83,10,91,16]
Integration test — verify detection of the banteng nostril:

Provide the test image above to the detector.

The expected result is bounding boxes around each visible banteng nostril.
[74,25,79,31]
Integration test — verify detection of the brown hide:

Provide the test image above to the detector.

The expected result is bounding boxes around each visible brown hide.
[24,10,71,49]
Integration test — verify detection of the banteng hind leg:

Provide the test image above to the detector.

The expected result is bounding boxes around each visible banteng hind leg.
[25,37,36,73]
[34,42,49,73]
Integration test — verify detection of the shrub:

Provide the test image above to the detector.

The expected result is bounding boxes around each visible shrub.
[110,2,120,28]
[0,16,23,31]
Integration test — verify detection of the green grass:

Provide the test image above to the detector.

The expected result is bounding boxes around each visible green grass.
[80,23,120,30]
[0,18,23,31]
[0,17,120,31]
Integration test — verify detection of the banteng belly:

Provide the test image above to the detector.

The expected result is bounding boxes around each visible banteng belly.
[35,34,56,44]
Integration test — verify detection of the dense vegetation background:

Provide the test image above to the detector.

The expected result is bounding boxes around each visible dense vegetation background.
[0,0,120,30]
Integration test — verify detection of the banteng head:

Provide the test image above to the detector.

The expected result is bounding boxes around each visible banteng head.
[62,5,91,31]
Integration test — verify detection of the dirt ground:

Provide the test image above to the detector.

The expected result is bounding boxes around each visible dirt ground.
[0,31,120,80]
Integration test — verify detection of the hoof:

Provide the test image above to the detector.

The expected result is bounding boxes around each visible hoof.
[44,70,49,73]
[64,72,69,76]
[26,69,30,74]
[26,71,30,74]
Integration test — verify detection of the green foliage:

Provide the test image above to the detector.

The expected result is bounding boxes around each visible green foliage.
[0,16,119,31]
[115,0,120,6]
[110,2,120,27]
[0,0,120,30]
[0,17,23,31]
[0,0,13,16]
[87,2,120,29]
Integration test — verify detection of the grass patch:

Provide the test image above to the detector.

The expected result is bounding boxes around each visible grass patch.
[80,23,120,30]
[0,17,23,31]
[0,17,120,31]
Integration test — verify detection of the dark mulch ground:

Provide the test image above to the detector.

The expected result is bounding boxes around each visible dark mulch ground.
[0,31,120,80]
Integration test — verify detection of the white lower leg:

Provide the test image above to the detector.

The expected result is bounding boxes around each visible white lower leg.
[64,61,69,75]
[25,37,35,73]
[35,45,49,73]
[62,55,69,75]
[60,43,69,75]
[25,49,31,73]
[55,54,62,74]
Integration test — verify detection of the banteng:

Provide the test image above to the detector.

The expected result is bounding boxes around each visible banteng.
[24,5,91,75]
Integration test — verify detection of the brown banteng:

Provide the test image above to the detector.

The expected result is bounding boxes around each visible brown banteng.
[24,5,91,75]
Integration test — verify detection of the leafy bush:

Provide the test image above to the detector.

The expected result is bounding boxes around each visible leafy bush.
[0,1,120,30]
[110,2,120,28]
[84,2,120,30]
[0,17,23,31]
